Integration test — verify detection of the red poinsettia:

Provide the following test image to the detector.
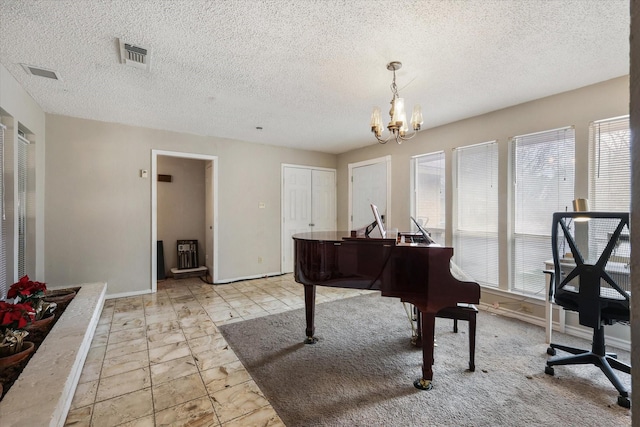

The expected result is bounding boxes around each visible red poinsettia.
[0,301,35,330]
[7,275,47,302]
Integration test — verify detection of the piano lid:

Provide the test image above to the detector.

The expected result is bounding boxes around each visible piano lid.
[292,231,352,242]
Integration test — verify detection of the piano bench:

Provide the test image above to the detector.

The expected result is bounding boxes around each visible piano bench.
[436,304,478,372]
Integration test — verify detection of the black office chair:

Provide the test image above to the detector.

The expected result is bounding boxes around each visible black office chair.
[545,212,631,408]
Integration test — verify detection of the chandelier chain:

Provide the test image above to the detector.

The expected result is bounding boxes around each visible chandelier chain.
[390,70,398,99]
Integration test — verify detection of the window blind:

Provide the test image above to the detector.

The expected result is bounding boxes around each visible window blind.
[413,151,445,244]
[511,127,575,294]
[17,134,28,279]
[589,116,630,212]
[454,141,499,287]
[0,124,6,299]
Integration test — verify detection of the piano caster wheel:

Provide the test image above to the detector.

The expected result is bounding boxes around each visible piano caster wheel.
[546,347,556,356]
[304,336,318,344]
[617,395,631,408]
[413,378,433,391]
[544,366,555,376]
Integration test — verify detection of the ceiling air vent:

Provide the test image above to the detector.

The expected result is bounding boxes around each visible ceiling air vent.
[21,64,60,80]
[119,39,151,70]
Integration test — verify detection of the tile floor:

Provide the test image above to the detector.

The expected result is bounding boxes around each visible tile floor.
[64,274,372,426]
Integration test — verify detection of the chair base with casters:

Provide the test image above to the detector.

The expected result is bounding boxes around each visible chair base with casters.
[545,325,631,408]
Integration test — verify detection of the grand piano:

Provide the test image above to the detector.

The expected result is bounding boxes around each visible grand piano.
[293,230,480,390]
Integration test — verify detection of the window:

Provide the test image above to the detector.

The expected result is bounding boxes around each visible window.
[412,151,445,244]
[589,116,630,212]
[454,141,499,287]
[511,127,575,294]
[0,124,5,299]
[17,133,28,279]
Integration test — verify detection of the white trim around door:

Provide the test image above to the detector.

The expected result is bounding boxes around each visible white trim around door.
[151,150,219,292]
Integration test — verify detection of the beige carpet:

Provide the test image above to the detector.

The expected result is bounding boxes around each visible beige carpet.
[219,293,631,426]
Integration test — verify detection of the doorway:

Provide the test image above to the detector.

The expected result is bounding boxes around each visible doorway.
[151,150,218,291]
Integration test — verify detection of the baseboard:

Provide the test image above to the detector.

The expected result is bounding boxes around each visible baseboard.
[561,324,631,352]
[105,288,153,300]
[478,302,631,352]
[478,301,543,326]
[214,271,285,284]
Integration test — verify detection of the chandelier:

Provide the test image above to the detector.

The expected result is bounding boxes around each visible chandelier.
[370,61,423,144]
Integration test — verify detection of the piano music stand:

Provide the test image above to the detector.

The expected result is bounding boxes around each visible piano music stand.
[370,203,386,238]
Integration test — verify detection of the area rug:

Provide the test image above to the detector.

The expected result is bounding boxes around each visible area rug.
[219,293,631,426]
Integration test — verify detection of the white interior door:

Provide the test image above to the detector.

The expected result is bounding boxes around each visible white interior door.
[350,157,390,237]
[311,169,336,232]
[282,165,336,273]
[282,167,312,273]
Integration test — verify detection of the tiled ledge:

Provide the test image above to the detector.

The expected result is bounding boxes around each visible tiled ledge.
[0,282,107,427]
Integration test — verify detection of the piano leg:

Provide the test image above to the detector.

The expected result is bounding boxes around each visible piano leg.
[414,311,435,391]
[304,284,318,344]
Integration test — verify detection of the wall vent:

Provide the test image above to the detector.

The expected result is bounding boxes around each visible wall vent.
[119,39,151,70]
[21,64,60,80]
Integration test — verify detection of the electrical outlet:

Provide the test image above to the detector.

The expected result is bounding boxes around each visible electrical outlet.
[258,256,263,264]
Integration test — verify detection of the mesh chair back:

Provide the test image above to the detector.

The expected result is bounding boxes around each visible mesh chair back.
[551,212,630,328]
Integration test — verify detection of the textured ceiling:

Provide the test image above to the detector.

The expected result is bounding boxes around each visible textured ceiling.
[0,0,630,154]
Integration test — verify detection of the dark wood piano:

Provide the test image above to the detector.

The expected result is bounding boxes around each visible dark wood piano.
[293,230,481,390]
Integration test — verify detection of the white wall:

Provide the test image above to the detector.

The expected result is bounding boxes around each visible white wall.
[157,156,206,275]
[1,61,633,333]
[44,114,336,295]
[336,76,629,331]
[0,64,46,282]
[337,76,628,234]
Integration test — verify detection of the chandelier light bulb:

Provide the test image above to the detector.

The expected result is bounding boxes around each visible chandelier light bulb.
[391,98,406,128]
[411,105,423,130]
[370,107,383,136]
